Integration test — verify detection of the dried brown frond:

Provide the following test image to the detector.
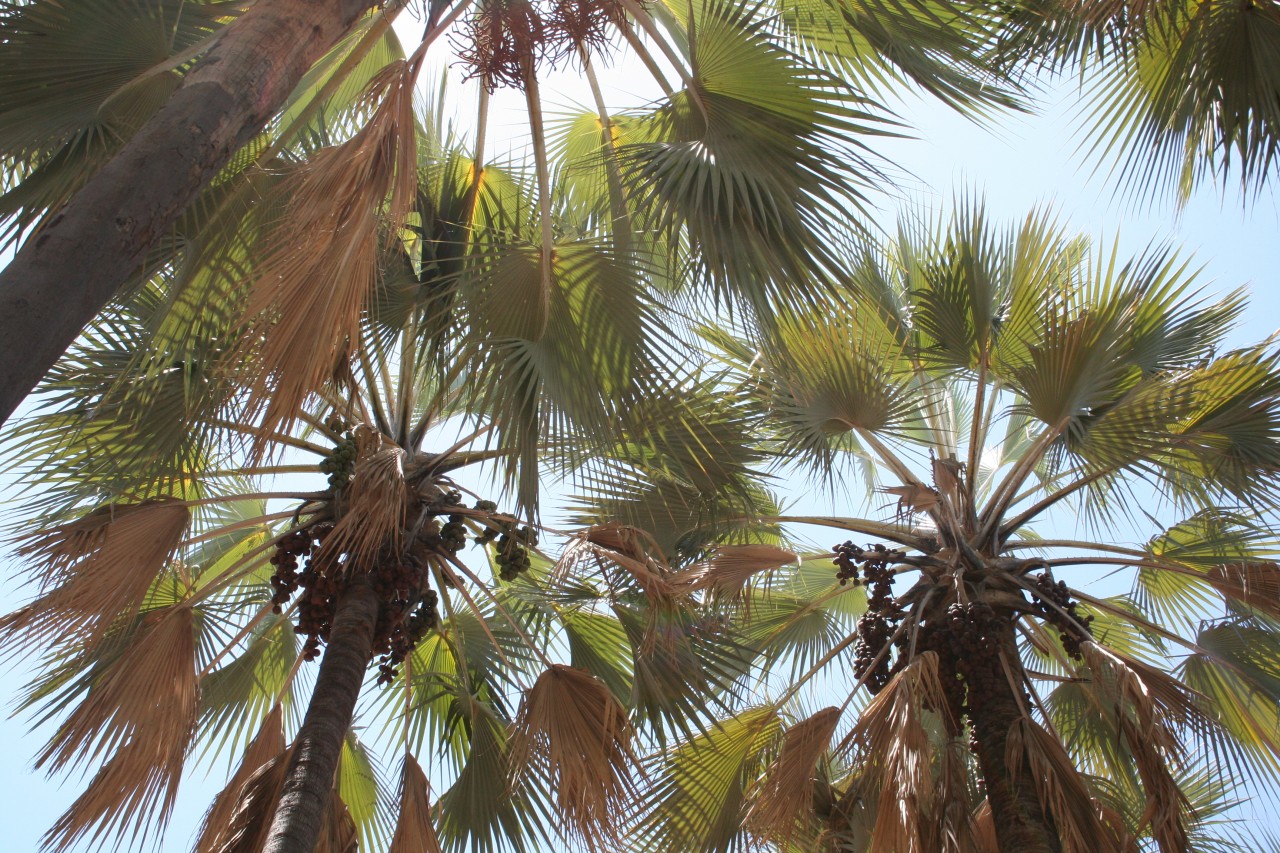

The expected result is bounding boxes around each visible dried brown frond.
[41,605,198,850]
[847,653,947,852]
[1004,717,1115,853]
[583,522,658,563]
[238,60,419,442]
[681,544,797,601]
[881,484,940,515]
[389,753,443,853]
[1080,642,1193,852]
[315,791,359,853]
[1208,560,1280,619]
[747,706,840,844]
[558,528,677,605]
[970,801,998,851]
[509,664,637,849]
[212,747,295,853]
[320,427,409,570]
[928,738,981,853]
[195,705,288,853]
[3,499,189,653]
[1098,801,1142,853]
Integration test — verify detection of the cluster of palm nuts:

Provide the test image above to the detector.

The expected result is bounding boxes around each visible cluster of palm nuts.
[835,542,906,693]
[454,0,634,91]
[834,544,1096,741]
[267,442,541,685]
[1029,572,1094,659]
[916,601,1008,732]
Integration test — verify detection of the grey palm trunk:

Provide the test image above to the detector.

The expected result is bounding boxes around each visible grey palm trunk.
[263,580,380,853]
[0,0,377,427]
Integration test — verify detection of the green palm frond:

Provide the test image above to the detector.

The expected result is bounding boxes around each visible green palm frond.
[613,0,891,311]
[633,705,783,852]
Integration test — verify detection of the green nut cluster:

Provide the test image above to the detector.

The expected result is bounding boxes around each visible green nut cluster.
[496,525,539,581]
[318,419,357,491]
[438,491,467,554]
[473,499,500,544]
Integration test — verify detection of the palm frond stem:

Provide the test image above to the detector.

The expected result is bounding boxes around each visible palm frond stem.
[617,0,708,121]
[1000,466,1119,541]
[978,420,1064,547]
[616,20,674,96]
[580,49,632,251]
[522,59,555,334]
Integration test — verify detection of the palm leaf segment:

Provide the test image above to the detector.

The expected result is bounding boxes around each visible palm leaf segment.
[647,203,1280,852]
[996,0,1280,196]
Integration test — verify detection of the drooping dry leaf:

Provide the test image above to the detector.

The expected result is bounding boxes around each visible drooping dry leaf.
[970,800,998,851]
[40,605,198,850]
[2,499,189,653]
[927,738,981,853]
[320,427,408,570]
[389,753,443,853]
[1080,642,1193,852]
[237,59,420,441]
[583,523,655,563]
[1207,560,1280,619]
[880,484,940,515]
[846,653,947,852]
[747,705,840,843]
[682,544,797,601]
[213,748,295,853]
[315,790,359,853]
[510,664,637,849]
[195,705,288,853]
[1004,717,1114,853]
[558,528,677,605]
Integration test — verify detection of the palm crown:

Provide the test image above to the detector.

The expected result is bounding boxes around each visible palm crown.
[647,204,1280,852]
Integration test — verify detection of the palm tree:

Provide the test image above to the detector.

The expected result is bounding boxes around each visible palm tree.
[0,61,812,850]
[634,203,1280,852]
[0,0,1019,426]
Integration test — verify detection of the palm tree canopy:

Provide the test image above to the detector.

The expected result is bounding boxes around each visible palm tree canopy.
[634,202,1280,852]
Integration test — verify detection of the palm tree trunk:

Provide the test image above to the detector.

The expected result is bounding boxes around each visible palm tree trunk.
[967,620,1061,853]
[0,0,378,427]
[263,579,380,853]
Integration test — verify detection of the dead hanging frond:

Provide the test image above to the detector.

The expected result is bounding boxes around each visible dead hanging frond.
[1004,717,1115,853]
[389,753,443,853]
[238,59,420,442]
[1080,642,1195,852]
[747,706,840,844]
[195,705,288,853]
[40,605,198,851]
[1207,560,1280,619]
[583,522,661,564]
[847,653,947,853]
[970,801,998,851]
[2,499,189,654]
[558,526,678,605]
[207,746,296,853]
[681,544,797,602]
[315,791,359,853]
[320,427,409,570]
[509,664,638,849]
[926,738,981,853]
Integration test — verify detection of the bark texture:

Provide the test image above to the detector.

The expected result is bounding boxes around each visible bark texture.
[0,0,378,427]
[263,579,380,853]
[968,622,1062,853]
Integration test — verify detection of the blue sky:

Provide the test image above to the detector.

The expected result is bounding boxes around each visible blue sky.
[1,30,1278,852]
